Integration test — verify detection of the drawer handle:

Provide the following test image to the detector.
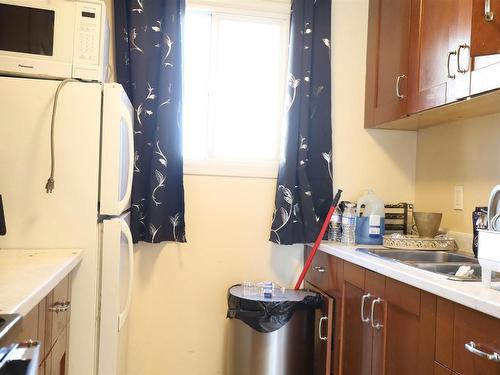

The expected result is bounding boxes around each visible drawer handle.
[312,266,326,273]
[318,316,328,341]
[465,341,500,362]
[457,44,470,74]
[360,293,371,323]
[485,0,494,21]
[370,298,384,330]
[49,301,71,314]
[447,50,457,79]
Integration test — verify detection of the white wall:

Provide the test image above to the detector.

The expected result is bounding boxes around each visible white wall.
[124,1,418,374]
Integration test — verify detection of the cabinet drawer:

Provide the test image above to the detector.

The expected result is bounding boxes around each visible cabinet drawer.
[305,249,331,291]
[453,304,500,374]
[46,276,71,351]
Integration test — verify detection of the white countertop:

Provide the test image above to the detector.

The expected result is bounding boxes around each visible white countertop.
[0,249,83,316]
[318,243,500,319]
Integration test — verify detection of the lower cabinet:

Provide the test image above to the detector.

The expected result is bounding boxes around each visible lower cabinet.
[0,275,72,375]
[304,247,500,375]
[339,263,373,375]
[338,261,436,375]
[307,285,335,375]
[436,297,500,375]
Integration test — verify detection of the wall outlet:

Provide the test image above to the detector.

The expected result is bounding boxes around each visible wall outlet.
[454,186,464,210]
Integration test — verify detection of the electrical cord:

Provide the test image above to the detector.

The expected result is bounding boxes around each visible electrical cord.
[45,78,78,193]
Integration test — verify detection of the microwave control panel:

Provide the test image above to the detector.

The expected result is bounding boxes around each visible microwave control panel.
[74,2,102,65]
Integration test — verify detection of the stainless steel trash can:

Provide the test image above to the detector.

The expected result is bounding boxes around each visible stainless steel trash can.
[226,286,321,375]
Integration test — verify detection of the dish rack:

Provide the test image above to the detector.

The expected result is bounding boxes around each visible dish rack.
[478,229,500,287]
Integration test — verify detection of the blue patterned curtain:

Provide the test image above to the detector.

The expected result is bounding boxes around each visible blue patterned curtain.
[270,0,332,245]
[114,0,186,243]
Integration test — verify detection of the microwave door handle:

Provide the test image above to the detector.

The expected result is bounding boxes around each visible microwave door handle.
[118,219,134,331]
[118,104,134,213]
[0,195,6,235]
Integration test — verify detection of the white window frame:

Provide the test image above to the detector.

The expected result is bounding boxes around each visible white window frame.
[184,1,290,179]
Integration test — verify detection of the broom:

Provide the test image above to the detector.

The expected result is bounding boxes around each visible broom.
[294,189,343,290]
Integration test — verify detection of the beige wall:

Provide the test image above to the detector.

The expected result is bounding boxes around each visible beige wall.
[332,0,417,204]
[124,1,418,374]
[415,114,500,233]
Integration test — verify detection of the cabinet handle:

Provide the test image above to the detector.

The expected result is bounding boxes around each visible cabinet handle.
[318,316,328,341]
[360,293,371,323]
[312,266,326,273]
[465,341,500,362]
[447,50,457,79]
[457,44,470,74]
[396,75,407,100]
[48,301,70,314]
[485,0,494,21]
[370,298,384,330]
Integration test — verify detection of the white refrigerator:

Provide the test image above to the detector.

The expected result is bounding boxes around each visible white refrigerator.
[0,76,134,375]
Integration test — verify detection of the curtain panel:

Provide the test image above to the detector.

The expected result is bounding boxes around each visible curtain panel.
[114,0,187,243]
[270,0,333,245]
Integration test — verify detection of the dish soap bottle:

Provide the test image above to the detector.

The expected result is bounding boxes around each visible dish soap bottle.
[355,190,385,245]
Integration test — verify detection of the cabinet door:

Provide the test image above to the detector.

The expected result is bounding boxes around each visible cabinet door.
[49,326,68,375]
[471,0,500,56]
[46,276,70,351]
[378,279,437,375]
[453,304,500,375]
[435,362,453,375]
[365,0,411,127]
[339,263,372,375]
[409,0,456,112]
[313,292,334,375]
[447,0,473,102]
[365,271,385,375]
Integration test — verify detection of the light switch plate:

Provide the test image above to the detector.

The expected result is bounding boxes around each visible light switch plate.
[454,186,464,210]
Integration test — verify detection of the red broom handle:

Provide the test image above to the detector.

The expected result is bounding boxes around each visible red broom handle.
[294,190,343,290]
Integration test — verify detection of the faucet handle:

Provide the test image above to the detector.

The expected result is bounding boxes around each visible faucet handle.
[0,195,6,235]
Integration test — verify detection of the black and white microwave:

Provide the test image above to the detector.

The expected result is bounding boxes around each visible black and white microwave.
[0,0,109,82]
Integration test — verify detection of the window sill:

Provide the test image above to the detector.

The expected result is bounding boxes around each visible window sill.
[184,159,279,179]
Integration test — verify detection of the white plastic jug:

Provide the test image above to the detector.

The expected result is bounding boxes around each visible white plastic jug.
[356,189,385,245]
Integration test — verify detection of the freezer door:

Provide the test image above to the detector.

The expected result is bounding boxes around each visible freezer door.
[98,212,134,375]
[100,83,134,216]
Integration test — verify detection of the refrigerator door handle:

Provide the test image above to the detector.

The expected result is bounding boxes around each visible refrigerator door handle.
[118,218,134,331]
[118,104,134,214]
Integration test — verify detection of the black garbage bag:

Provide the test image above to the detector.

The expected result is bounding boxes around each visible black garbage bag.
[226,285,323,333]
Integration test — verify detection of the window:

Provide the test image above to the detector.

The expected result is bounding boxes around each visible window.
[183,5,289,177]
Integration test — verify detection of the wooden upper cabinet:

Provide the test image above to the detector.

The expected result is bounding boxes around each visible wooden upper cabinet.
[366,0,500,128]
[471,0,500,56]
[408,0,456,112]
[467,0,500,96]
[365,0,412,128]
[447,0,473,102]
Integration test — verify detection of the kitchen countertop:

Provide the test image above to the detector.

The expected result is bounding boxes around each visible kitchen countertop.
[0,249,83,316]
[318,242,500,319]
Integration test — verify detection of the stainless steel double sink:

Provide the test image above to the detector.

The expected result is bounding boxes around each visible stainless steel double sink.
[356,248,499,281]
